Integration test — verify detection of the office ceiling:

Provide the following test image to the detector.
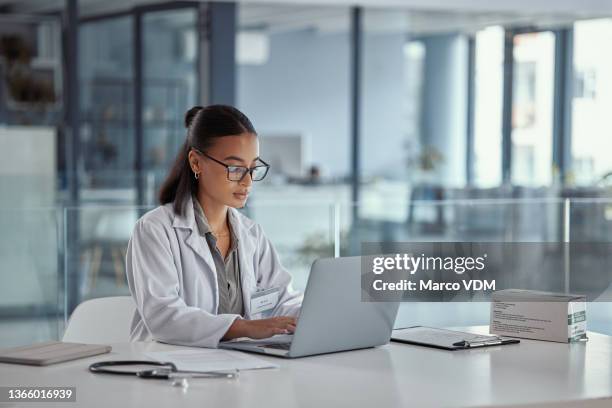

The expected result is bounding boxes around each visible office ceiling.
[239,5,591,35]
[0,0,610,35]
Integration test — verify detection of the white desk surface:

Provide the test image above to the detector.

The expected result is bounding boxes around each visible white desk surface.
[1,326,611,408]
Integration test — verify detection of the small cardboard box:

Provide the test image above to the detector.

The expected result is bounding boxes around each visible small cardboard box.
[490,289,587,343]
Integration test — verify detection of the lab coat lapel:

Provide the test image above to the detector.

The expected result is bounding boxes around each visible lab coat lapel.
[230,208,257,319]
[185,230,217,278]
[173,196,220,308]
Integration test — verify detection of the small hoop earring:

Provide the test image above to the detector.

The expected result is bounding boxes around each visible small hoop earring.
[194,172,199,180]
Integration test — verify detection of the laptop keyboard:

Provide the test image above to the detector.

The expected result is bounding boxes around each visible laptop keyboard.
[262,343,292,350]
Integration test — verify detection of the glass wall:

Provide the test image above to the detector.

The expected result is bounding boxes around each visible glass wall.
[473,26,504,187]
[571,19,612,186]
[143,8,198,203]
[0,15,64,348]
[362,9,469,194]
[67,6,199,311]
[79,8,198,205]
[510,31,555,187]
[79,17,135,194]
[359,10,421,224]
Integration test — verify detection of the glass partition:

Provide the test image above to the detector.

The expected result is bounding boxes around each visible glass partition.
[243,201,336,291]
[62,205,151,329]
[568,199,612,335]
[0,197,611,347]
[340,198,566,247]
[0,207,62,347]
[339,198,609,333]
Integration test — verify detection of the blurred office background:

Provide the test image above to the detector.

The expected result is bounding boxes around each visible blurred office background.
[1,0,612,347]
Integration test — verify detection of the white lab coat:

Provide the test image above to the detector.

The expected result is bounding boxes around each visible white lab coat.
[125,194,303,348]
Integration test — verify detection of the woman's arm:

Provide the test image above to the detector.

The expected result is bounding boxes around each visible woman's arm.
[126,217,240,348]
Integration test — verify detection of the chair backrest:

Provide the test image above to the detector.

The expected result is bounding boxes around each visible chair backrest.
[63,296,136,344]
[93,209,139,242]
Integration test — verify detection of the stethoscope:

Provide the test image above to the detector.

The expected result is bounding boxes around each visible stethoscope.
[89,360,239,388]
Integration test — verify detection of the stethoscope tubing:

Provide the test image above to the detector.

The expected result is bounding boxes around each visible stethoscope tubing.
[88,360,238,379]
[89,360,178,377]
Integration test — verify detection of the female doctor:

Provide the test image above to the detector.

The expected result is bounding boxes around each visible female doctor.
[126,104,302,348]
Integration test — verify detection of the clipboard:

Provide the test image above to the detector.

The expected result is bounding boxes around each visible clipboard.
[391,326,520,350]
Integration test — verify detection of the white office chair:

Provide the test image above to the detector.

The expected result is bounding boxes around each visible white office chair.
[87,209,139,291]
[63,296,136,344]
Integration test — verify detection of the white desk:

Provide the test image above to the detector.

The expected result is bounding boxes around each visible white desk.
[1,327,611,408]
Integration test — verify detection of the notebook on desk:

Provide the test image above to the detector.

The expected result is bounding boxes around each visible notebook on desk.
[0,341,111,366]
[391,326,520,350]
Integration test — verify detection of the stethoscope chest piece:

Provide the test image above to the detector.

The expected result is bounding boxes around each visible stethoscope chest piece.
[170,377,190,388]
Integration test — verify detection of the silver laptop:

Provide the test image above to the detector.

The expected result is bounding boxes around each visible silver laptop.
[219,256,400,358]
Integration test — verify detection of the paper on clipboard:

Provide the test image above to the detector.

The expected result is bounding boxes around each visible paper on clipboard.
[391,326,519,350]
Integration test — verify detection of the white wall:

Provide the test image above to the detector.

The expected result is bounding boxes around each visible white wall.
[238,29,351,179]
[238,27,412,180]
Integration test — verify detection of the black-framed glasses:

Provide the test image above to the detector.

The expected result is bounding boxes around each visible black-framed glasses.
[192,148,270,182]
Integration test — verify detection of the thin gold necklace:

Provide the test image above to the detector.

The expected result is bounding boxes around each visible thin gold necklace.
[211,226,230,238]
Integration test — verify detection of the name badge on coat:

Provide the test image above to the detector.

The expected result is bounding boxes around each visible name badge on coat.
[251,287,279,315]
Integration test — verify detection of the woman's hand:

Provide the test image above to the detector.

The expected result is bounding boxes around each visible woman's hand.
[223,316,297,340]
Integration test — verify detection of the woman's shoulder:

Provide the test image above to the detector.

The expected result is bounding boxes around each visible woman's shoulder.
[135,203,176,230]
[229,207,259,231]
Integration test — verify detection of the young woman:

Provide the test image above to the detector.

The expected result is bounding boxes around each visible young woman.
[126,105,302,348]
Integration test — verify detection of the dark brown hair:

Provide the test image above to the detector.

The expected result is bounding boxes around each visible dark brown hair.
[159,104,257,215]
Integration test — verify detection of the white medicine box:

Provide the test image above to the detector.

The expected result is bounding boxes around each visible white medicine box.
[490,289,587,343]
